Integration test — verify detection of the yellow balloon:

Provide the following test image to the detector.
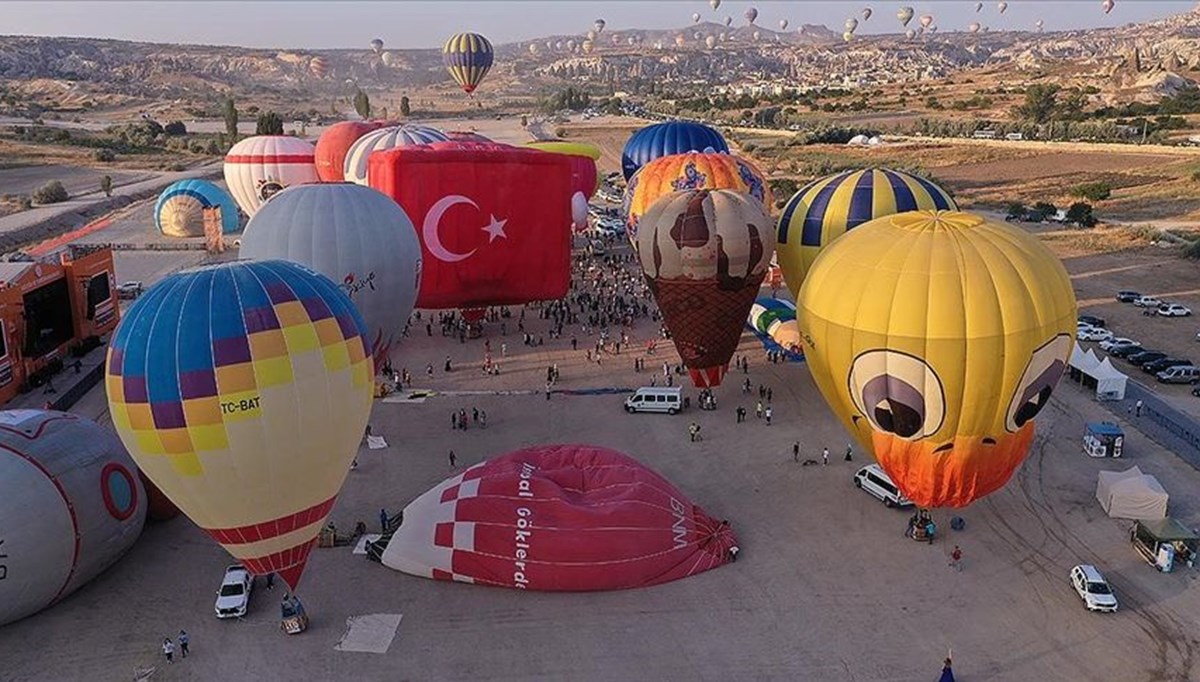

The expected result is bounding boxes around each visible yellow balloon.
[523,140,602,160]
[797,211,1076,508]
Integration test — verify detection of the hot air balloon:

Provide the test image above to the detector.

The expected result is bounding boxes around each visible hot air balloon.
[309,56,328,79]
[379,445,737,590]
[975,2,983,11]
[623,151,770,251]
[906,28,916,39]
[675,34,686,47]
[106,259,375,589]
[693,30,702,40]
[587,30,597,42]
[710,0,721,9]
[897,6,914,26]
[775,168,956,297]
[442,32,494,95]
[997,1,1008,14]
[779,19,789,30]
[154,179,239,237]
[369,38,384,54]
[862,7,873,20]
[637,190,774,387]
[594,18,606,33]
[969,22,981,33]
[314,121,383,183]
[752,30,761,41]
[343,124,449,185]
[628,36,637,45]
[845,17,859,32]
[1102,0,1114,14]
[920,14,934,28]
[1035,19,1044,31]
[843,31,855,42]
[705,35,717,49]
[381,51,396,66]
[582,40,595,54]
[927,25,938,34]
[692,12,701,23]
[796,211,1076,509]
[570,192,589,233]
[611,33,622,45]
[748,298,803,356]
[0,411,147,627]
[223,136,318,217]
[744,7,758,24]
[620,120,729,180]
[239,184,421,371]
[724,16,733,26]
[567,39,577,50]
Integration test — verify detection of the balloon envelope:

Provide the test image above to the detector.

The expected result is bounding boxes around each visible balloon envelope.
[621,121,729,180]
[154,179,239,237]
[797,211,1076,508]
[442,32,494,94]
[380,444,738,590]
[523,140,600,199]
[343,124,449,185]
[637,190,775,387]
[571,192,589,233]
[314,121,383,182]
[239,184,423,371]
[223,136,318,217]
[106,260,375,589]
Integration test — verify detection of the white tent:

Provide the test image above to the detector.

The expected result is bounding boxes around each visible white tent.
[1092,358,1128,401]
[1096,466,1168,519]
[1069,345,1100,374]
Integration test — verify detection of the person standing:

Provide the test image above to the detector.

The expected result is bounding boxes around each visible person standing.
[845,443,854,462]
[449,450,457,469]
[939,657,956,682]
[766,387,773,403]
[163,638,175,664]
[792,442,800,463]
[178,631,189,658]
[950,545,963,571]
[822,447,829,466]
[1135,399,1144,417]
[380,508,389,533]
[755,401,764,419]
[764,406,772,425]
[266,573,275,591]
[689,422,700,442]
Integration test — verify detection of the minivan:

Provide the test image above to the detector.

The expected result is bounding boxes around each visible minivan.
[1157,365,1200,384]
[624,386,683,415]
[853,464,913,508]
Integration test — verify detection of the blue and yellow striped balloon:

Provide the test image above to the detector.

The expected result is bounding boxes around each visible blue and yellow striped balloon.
[442,32,494,94]
[776,168,956,296]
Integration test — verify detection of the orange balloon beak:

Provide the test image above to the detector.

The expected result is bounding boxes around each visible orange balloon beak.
[868,426,1035,509]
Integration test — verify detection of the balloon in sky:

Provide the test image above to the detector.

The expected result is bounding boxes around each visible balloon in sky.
[906,28,916,39]
[582,40,594,54]
[706,35,717,49]
[997,1,1008,14]
[897,6,914,26]
[1036,19,1044,31]
[314,121,383,182]
[369,38,384,53]
[106,260,375,589]
[975,2,983,11]
[745,7,758,24]
[381,51,396,66]
[623,151,770,252]
[843,31,855,43]
[779,19,788,30]
[797,211,1075,509]
[567,39,577,50]
[442,32,494,94]
[594,18,606,32]
[528,43,539,56]
[695,30,704,40]
[862,6,873,20]
[587,30,597,42]
[524,140,600,199]
[928,25,938,34]
[380,444,737,591]
[309,56,328,79]
[343,124,449,185]
[692,12,701,23]
[612,33,622,45]
[239,184,422,372]
[725,16,733,26]
[1102,0,1115,14]
[555,40,563,50]
[710,0,721,9]
[845,17,859,32]
[969,22,981,33]
[154,179,239,237]
[775,168,955,298]
[620,120,729,180]
[752,30,761,41]
[0,411,146,627]
[637,189,775,388]
[367,144,573,312]
[920,14,934,28]
[223,136,318,218]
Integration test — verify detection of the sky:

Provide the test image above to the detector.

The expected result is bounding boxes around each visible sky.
[1,1,1195,49]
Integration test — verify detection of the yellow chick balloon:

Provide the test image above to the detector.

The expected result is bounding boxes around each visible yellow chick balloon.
[797,211,1076,508]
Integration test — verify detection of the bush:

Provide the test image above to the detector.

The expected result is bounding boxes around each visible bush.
[1031,201,1058,219]
[93,148,116,162]
[554,127,567,138]
[164,120,187,136]
[1066,202,1097,227]
[1005,202,1027,220]
[1070,182,1111,201]
[32,180,69,205]
[1186,240,1200,260]
[16,196,32,210]
[1191,169,1200,182]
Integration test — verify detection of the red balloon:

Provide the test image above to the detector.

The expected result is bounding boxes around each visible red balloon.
[380,444,738,591]
[368,145,573,311]
[313,121,384,182]
[445,130,494,143]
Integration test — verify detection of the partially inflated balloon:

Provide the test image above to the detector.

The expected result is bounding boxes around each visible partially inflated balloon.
[343,124,449,185]
[442,32,494,94]
[797,211,1076,508]
[969,22,981,33]
[223,136,318,217]
[314,121,384,182]
[845,17,859,32]
[594,19,606,33]
[106,260,375,589]
[843,32,854,43]
[621,121,729,180]
[706,35,717,49]
[240,184,422,371]
[155,179,239,237]
[571,192,589,233]
[637,190,775,387]
[524,140,600,198]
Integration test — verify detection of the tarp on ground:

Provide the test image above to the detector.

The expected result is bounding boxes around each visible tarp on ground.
[1096,466,1168,519]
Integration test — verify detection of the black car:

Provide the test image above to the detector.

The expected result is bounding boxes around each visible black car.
[1144,358,1193,373]
[1127,350,1167,367]
[1110,344,1145,358]
[1078,314,1107,329]
[1116,290,1141,303]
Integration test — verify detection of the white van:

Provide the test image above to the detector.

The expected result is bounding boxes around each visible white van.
[853,464,913,508]
[624,387,683,415]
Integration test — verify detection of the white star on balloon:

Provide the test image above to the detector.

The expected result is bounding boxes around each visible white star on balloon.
[482,214,508,243]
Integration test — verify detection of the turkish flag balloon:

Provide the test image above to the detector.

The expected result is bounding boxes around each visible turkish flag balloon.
[380,444,738,591]
[368,145,573,310]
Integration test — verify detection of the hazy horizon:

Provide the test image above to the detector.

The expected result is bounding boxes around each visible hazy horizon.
[1,1,1195,50]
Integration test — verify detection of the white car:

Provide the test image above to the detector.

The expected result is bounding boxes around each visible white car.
[1134,295,1163,308]
[1077,327,1114,342]
[1158,304,1192,317]
[115,281,144,300]
[1099,337,1139,352]
[214,565,253,619]
[1069,564,1118,613]
[853,464,913,508]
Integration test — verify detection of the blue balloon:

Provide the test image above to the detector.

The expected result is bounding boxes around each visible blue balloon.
[154,179,240,237]
[620,121,729,181]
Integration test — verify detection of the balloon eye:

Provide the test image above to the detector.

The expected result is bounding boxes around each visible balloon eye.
[1006,335,1071,432]
[848,350,945,441]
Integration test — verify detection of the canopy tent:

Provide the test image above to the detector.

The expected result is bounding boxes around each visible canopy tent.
[1096,466,1168,519]
[1068,346,1127,401]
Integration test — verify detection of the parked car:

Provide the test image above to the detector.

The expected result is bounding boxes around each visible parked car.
[1134,295,1163,308]
[1078,327,1114,342]
[1115,290,1141,303]
[214,565,253,619]
[1158,304,1192,317]
[853,464,913,508]
[1127,350,1167,367]
[1143,357,1192,374]
[116,281,144,300]
[1158,366,1200,384]
[1099,337,1140,352]
[1110,343,1146,358]
[1070,564,1118,613]
[1078,314,1107,328]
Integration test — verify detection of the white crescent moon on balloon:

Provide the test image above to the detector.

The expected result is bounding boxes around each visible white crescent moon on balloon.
[423,195,478,263]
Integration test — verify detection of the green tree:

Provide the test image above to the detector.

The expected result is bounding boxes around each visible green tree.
[223,98,239,141]
[164,120,187,136]
[400,96,411,117]
[1070,182,1111,202]
[32,180,69,205]
[1005,202,1027,220]
[1065,202,1097,227]
[100,175,113,198]
[354,89,371,119]
[255,111,284,135]
[1032,201,1058,219]
[1015,84,1061,124]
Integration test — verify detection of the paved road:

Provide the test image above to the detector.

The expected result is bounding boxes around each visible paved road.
[1112,381,1200,468]
[0,165,151,198]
